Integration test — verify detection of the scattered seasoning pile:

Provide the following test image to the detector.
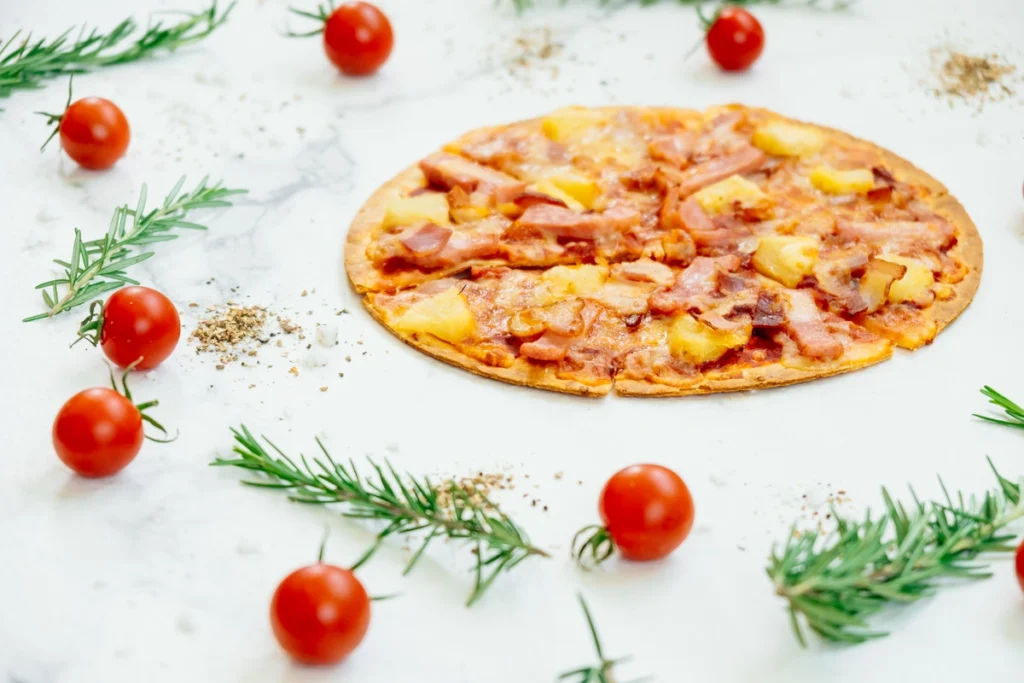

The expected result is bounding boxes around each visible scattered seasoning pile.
[934,49,1017,105]
[190,305,268,366]
[436,472,515,511]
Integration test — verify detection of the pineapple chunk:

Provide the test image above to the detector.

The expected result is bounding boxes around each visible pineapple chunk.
[692,174,772,215]
[394,288,476,344]
[879,255,935,305]
[383,193,450,229]
[451,205,490,223]
[545,170,600,209]
[752,235,820,288]
[540,265,608,302]
[809,166,875,195]
[528,179,585,211]
[752,122,824,157]
[541,107,608,143]
[669,314,751,365]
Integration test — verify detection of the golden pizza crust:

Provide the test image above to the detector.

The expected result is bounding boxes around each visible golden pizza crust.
[362,294,612,397]
[345,105,983,397]
[615,341,893,397]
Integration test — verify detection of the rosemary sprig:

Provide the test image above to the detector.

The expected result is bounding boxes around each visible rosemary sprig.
[974,386,1024,430]
[769,459,1024,646]
[212,426,550,606]
[560,594,647,683]
[0,2,235,101]
[24,176,246,323]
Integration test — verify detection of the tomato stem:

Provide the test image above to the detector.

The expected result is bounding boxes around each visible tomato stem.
[73,300,105,348]
[571,524,616,569]
[108,362,177,443]
[35,74,74,152]
[285,1,336,38]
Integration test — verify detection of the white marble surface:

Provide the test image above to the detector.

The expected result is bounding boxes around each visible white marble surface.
[2,0,1024,680]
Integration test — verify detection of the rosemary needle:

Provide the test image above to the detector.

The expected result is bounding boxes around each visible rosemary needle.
[24,176,246,323]
[974,386,1024,430]
[560,594,649,683]
[212,426,549,606]
[0,2,236,101]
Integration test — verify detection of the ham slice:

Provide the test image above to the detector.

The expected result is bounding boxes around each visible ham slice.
[661,192,714,233]
[419,152,525,203]
[506,204,638,241]
[783,290,843,359]
[648,133,695,167]
[674,146,766,197]
[400,234,501,269]
[398,223,451,257]
[836,220,955,253]
[611,259,675,287]
[649,255,741,314]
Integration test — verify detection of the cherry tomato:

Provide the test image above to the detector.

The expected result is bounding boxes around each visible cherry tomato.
[99,287,181,370]
[598,464,695,561]
[322,2,393,76]
[706,7,765,72]
[59,97,130,170]
[271,563,371,665]
[53,388,144,477]
[1016,539,1024,593]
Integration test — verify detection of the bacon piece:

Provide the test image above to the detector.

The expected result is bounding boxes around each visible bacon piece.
[858,258,906,314]
[520,332,574,362]
[518,301,601,363]
[398,223,452,257]
[561,346,614,381]
[506,204,638,241]
[752,290,785,329]
[514,188,568,209]
[419,152,525,203]
[648,133,695,167]
[836,220,955,252]
[611,259,675,287]
[813,249,869,316]
[661,230,697,265]
[623,313,646,331]
[692,111,747,159]
[661,191,749,253]
[700,310,751,334]
[508,299,585,338]
[649,255,741,314]
[784,290,843,360]
[674,146,766,197]
[872,166,897,186]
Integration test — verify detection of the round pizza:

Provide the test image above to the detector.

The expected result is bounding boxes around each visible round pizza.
[345,105,982,397]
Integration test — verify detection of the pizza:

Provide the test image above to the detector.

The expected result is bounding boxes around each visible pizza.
[345,105,982,397]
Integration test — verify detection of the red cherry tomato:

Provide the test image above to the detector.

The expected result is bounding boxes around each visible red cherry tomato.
[59,97,130,170]
[1016,539,1024,593]
[99,286,181,370]
[322,2,393,76]
[271,564,371,665]
[706,7,765,72]
[53,388,144,477]
[598,464,695,561]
